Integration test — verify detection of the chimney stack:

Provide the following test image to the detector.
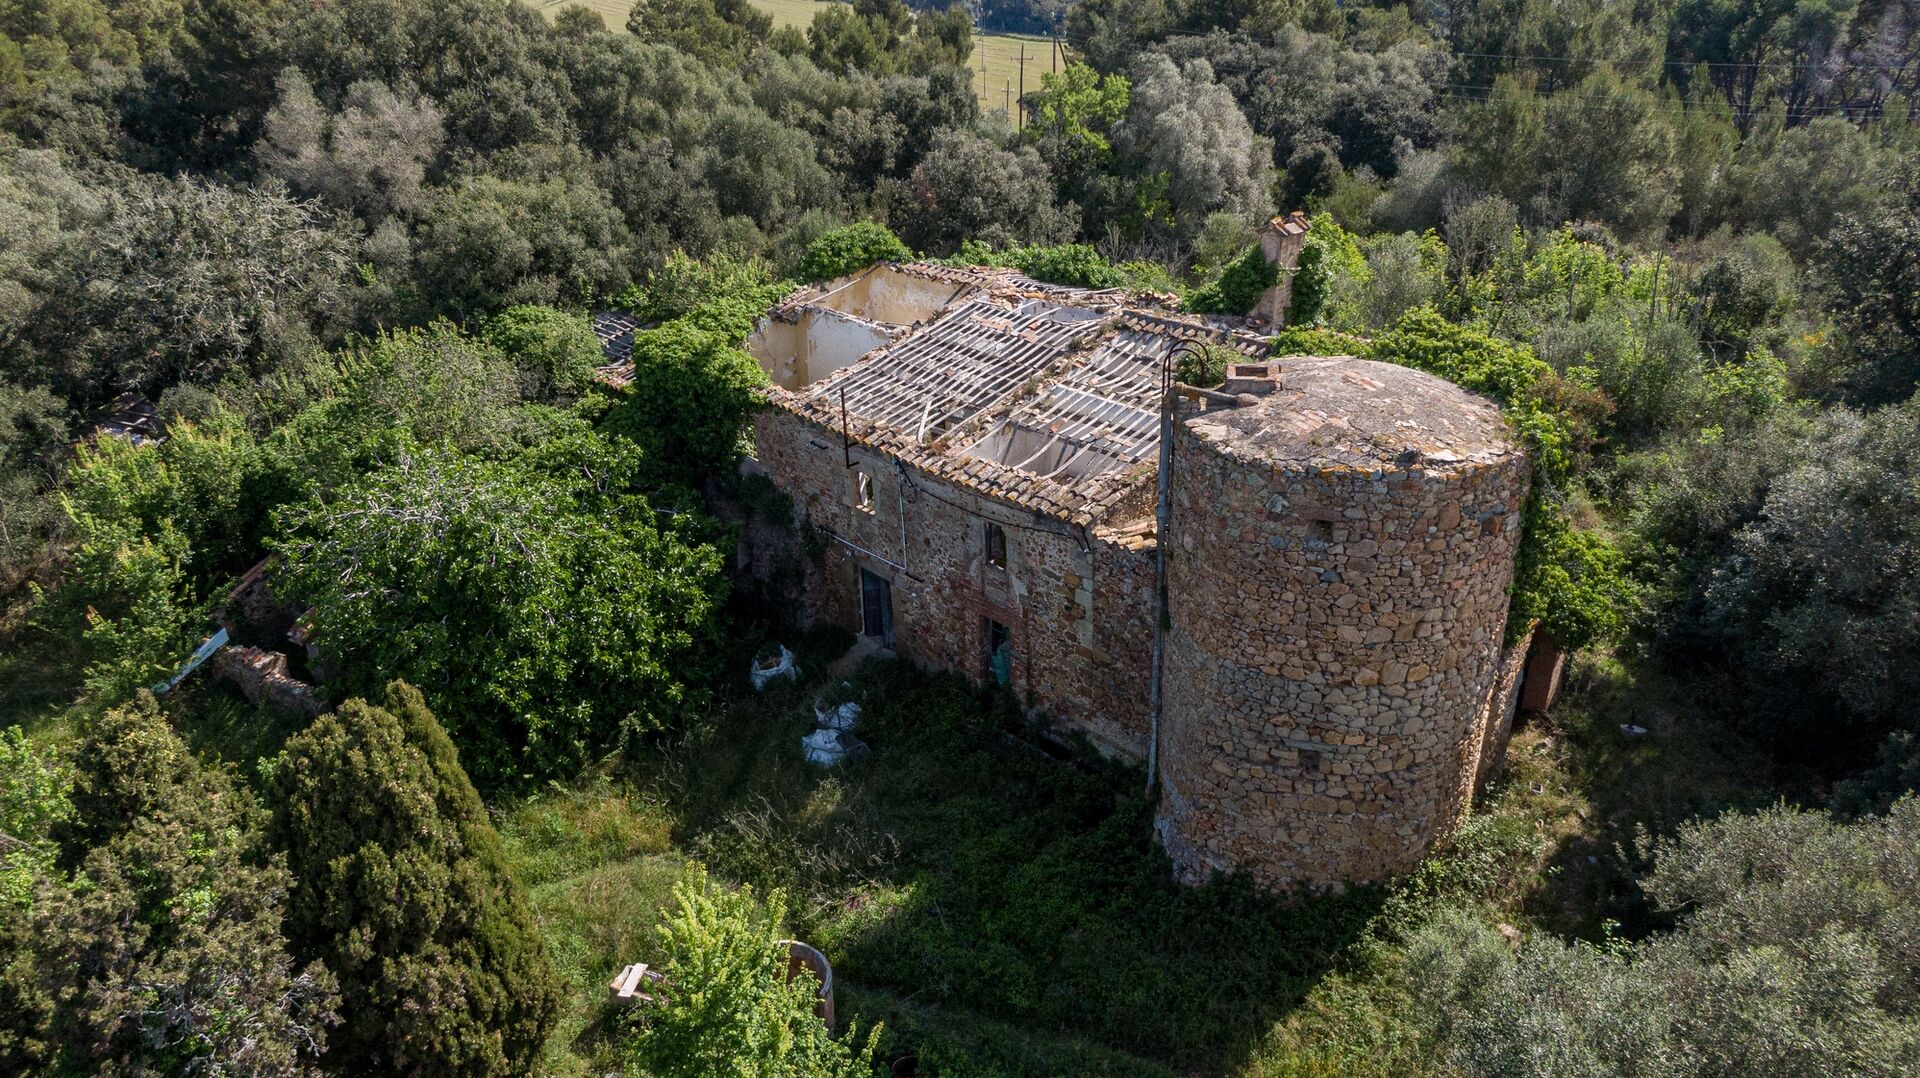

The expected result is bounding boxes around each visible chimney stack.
[1250,211,1311,325]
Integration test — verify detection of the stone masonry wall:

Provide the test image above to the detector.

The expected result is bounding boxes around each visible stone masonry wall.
[752,408,1157,758]
[1155,408,1529,890]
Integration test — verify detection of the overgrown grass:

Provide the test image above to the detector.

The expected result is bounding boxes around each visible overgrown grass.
[647,659,1383,1072]
[497,778,691,1076]
[1515,651,1779,940]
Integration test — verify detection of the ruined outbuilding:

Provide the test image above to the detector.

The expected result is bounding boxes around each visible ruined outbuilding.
[600,236,1545,892]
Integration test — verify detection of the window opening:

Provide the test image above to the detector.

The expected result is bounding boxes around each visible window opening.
[984,522,1007,570]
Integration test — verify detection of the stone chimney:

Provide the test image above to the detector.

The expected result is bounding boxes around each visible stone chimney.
[1221,362,1282,397]
[1250,211,1311,325]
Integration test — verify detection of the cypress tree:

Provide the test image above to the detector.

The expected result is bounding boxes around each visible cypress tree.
[35,693,338,1076]
[269,682,560,1076]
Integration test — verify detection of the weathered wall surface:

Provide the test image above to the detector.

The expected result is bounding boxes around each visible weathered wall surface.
[1154,380,1529,891]
[1476,632,1534,790]
[751,408,1157,758]
[748,308,892,390]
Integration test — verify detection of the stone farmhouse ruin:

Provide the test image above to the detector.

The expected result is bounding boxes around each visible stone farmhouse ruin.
[600,217,1565,892]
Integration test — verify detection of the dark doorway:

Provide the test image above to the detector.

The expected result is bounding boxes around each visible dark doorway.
[985,617,1012,686]
[860,568,894,646]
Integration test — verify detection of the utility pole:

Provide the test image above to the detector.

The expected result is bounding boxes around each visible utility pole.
[1003,79,1011,125]
[1017,43,1026,130]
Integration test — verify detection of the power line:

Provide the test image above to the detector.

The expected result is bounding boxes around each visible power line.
[1436,85,1887,118]
[1444,48,1917,75]
[1138,31,1919,76]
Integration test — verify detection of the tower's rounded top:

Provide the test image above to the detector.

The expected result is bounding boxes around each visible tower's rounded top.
[1182,356,1524,473]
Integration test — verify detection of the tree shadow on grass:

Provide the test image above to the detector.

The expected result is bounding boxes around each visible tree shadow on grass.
[653,656,1385,1073]
[1520,654,1782,942]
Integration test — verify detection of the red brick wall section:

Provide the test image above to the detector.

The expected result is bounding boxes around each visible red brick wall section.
[751,409,1157,759]
[1520,634,1569,714]
[213,646,326,717]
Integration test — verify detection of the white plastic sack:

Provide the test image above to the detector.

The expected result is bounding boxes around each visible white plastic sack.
[802,728,870,767]
[812,702,861,731]
[750,645,796,690]
[801,728,847,767]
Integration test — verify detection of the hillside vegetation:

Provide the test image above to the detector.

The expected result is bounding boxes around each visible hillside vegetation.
[1,0,1917,1072]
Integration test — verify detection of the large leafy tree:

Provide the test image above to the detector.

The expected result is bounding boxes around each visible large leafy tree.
[627,0,772,67]
[1693,397,1920,749]
[1819,185,1920,406]
[1113,55,1272,244]
[1025,62,1130,217]
[482,304,604,404]
[269,682,560,1077]
[601,252,785,482]
[269,440,726,788]
[897,128,1078,253]
[414,171,634,321]
[255,70,446,229]
[0,156,359,403]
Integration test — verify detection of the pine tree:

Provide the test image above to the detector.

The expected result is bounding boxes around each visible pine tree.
[269,682,561,1076]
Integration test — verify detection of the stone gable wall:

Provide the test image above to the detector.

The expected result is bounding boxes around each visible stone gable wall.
[1154,406,1530,890]
[751,408,1157,758]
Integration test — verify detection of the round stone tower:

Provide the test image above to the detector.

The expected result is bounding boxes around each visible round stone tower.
[1153,356,1530,890]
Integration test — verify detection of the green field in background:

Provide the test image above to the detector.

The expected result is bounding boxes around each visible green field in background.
[535,0,1066,117]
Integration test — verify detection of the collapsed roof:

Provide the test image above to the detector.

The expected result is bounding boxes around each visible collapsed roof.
[752,263,1269,527]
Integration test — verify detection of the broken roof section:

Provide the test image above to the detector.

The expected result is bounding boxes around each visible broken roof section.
[591,311,647,389]
[90,393,165,446]
[754,263,1268,527]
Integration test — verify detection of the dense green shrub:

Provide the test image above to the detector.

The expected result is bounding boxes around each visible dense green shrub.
[1174,342,1239,387]
[944,241,1177,293]
[622,866,879,1077]
[483,305,604,402]
[269,682,561,1077]
[1184,244,1276,315]
[794,221,911,282]
[0,727,68,1072]
[1286,213,1367,327]
[1007,242,1128,288]
[270,442,726,788]
[599,254,787,481]
[620,252,792,344]
[600,320,769,482]
[1269,326,1369,356]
